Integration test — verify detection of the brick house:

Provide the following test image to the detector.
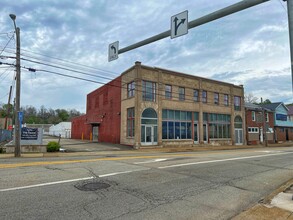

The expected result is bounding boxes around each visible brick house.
[72,62,246,148]
[245,102,274,145]
[260,102,293,142]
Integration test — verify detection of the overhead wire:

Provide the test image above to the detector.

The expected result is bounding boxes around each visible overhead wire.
[0,34,14,55]
[19,64,239,108]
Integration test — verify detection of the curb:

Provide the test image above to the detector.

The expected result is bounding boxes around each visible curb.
[233,179,293,220]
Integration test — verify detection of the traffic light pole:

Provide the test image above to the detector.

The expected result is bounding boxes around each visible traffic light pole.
[284,0,293,92]
[118,0,270,55]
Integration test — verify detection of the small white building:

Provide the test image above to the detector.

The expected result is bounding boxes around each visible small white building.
[49,122,71,138]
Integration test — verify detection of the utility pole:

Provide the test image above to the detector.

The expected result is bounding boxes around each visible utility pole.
[284,0,293,93]
[9,14,21,157]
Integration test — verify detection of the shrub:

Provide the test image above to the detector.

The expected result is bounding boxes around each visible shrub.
[0,147,4,154]
[47,141,60,152]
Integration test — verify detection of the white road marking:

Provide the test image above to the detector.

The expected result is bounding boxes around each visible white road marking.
[99,168,150,177]
[255,151,283,153]
[0,177,95,192]
[158,152,293,169]
[0,168,150,192]
[134,158,168,164]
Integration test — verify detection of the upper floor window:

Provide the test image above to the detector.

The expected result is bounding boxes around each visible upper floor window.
[179,87,185,101]
[142,81,156,101]
[214,92,219,105]
[127,81,135,98]
[165,85,172,99]
[202,90,207,103]
[252,111,256,121]
[224,94,229,106]
[266,112,269,122]
[193,89,199,102]
[234,96,241,111]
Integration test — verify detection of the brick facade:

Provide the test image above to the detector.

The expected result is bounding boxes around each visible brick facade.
[72,62,246,148]
[245,104,274,145]
[71,77,121,144]
[121,62,245,148]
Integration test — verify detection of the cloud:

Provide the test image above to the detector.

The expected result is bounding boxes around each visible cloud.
[0,0,292,112]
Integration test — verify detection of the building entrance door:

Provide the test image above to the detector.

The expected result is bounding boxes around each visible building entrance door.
[235,129,243,145]
[141,125,157,145]
[141,108,158,146]
[194,123,198,144]
[203,124,208,143]
[286,129,289,141]
[92,126,98,141]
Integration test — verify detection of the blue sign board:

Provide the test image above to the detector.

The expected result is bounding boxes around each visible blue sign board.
[18,111,23,124]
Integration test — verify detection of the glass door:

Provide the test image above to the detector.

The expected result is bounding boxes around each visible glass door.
[203,124,208,143]
[141,125,157,145]
[194,123,198,144]
[235,129,243,145]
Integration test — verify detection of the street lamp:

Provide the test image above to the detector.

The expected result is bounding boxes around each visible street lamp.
[9,14,21,157]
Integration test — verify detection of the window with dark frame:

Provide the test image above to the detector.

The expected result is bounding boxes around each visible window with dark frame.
[127,81,135,98]
[252,111,256,121]
[162,109,192,140]
[127,108,135,137]
[208,113,231,139]
[202,90,207,103]
[214,92,219,105]
[193,89,199,102]
[142,81,156,101]
[165,85,172,99]
[224,94,229,106]
[234,96,241,111]
[179,87,185,101]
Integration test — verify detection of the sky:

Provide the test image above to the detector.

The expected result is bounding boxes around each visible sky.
[0,0,292,113]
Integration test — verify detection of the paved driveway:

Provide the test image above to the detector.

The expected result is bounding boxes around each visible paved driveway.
[43,136,133,152]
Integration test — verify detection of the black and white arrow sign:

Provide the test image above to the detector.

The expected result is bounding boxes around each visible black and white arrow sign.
[108,41,119,62]
[171,10,188,39]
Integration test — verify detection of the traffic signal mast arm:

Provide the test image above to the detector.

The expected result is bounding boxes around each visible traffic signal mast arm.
[118,0,270,55]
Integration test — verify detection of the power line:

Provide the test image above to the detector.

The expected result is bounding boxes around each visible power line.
[1,47,155,87]
[277,0,287,12]
[19,65,239,108]
[21,57,115,82]
[0,34,14,56]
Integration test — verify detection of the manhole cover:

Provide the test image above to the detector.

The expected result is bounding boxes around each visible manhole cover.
[75,181,110,191]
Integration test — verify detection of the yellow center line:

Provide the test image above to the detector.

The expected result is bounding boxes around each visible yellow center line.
[0,149,266,169]
[0,154,193,169]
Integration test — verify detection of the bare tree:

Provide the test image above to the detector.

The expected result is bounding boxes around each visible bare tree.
[245,93,258,104]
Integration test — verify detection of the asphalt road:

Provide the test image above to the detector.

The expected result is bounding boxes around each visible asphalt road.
[0,147,293,220]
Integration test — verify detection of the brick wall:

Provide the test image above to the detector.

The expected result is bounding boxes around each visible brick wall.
[71,77,121,144]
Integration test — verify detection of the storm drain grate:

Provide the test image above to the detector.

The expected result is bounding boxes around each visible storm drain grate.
[75,181,110,191]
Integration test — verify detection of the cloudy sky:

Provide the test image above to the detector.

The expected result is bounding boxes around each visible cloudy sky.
[0,0,292,113]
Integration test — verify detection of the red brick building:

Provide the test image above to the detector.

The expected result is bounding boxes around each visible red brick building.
[72,62,246,147]
[245,103,274,145]
[71,77,121,143]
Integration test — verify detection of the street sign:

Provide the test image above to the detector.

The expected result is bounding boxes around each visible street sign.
[108,41,119,62]
[18,111,23,125]
[171,10,188,39]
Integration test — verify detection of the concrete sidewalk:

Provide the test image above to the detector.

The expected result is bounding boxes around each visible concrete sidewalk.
[43,137,133,152]
[233,179,293,220]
